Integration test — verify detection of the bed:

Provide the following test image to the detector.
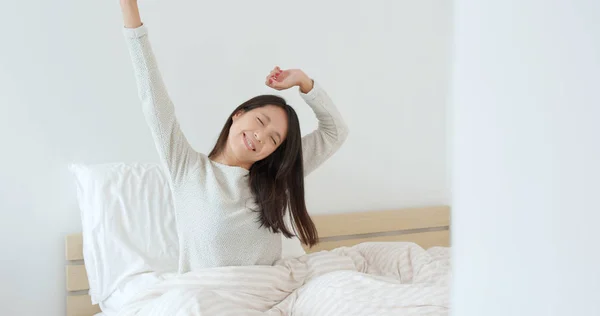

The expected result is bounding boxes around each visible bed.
[65,205,450,316]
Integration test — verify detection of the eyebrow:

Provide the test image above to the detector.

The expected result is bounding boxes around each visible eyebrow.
[261,113,281,142]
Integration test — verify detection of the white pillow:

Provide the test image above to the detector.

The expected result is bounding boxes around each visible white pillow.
[70,162,178,304]
[70,162,306,304]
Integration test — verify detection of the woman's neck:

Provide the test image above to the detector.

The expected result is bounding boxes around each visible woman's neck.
[210,149,251,170]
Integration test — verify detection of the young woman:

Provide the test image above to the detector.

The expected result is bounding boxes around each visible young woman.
[120,0,348,273]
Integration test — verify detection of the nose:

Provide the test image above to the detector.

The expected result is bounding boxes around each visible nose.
[253,132,263,143]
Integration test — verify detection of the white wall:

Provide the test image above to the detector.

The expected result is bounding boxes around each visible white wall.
[0,0,451,314]
[451,1,600,315]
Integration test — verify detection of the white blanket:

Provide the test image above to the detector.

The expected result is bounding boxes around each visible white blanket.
[116,242,451,316]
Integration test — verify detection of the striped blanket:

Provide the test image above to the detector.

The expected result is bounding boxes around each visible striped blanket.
[117,242,451,316]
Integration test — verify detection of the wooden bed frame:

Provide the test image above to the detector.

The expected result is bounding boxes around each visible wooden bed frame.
[65,205,450,316]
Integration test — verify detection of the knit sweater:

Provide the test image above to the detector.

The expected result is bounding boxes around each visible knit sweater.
[123,24,348,273]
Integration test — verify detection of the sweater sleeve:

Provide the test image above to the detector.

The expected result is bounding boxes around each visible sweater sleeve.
[123,25,198,185]
[299,81,349,176]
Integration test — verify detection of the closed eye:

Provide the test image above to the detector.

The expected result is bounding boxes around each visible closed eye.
[271,137,277,145]
[257,117,264,125]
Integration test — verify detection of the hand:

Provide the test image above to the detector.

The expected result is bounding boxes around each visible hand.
[265,66,313,93]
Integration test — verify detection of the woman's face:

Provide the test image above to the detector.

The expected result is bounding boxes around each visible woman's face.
[228,105,289,165]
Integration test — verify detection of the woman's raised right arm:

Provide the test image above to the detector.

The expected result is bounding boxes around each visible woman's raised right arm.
[120,0,143,28]
[120,0,198,185]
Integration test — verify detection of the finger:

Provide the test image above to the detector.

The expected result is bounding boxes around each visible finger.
[269,79,286,90]
[266,68,280,81]
[265,70,277,84]
[266,76,275,87]
[271,72,284,83]
[266,69,279,82]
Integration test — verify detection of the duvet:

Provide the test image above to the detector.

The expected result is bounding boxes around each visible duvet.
[117,242,451,316]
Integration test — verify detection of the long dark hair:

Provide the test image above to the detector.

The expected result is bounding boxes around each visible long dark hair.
[208,95,318,247]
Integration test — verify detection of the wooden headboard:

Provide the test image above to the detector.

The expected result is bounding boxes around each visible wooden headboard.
[65,205,450,316]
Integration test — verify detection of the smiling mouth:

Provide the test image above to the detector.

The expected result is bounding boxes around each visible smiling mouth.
[243,132,256,151]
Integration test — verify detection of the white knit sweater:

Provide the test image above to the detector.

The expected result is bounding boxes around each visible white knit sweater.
[123,24,348,273]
